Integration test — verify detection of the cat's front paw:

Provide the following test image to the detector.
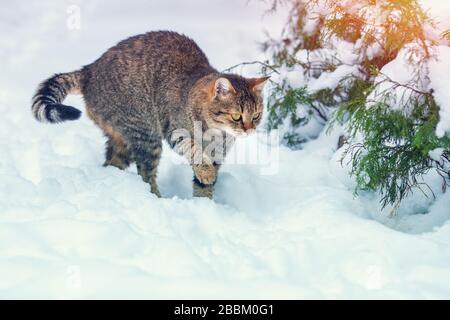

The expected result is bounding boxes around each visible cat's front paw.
[193,164,216,185]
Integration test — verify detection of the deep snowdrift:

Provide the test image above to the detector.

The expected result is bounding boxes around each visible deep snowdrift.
[1,0,450,299]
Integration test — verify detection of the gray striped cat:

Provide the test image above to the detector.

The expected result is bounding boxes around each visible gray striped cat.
[32,31,269,198]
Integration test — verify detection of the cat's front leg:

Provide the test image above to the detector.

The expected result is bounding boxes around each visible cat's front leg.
[170,135,217,198]
[192,163,220,199]
[190,140,218,187]
[171,135,217,184]
[191,153,217,199]
[192,163,216,185]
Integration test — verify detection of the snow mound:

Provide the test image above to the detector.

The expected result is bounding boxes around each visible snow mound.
[2,97,450,298]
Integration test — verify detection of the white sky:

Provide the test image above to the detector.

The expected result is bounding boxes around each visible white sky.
[0,0,288,70]
[0,0,288,105]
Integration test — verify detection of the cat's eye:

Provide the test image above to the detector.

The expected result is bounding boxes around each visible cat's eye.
[231,113,241,121]
[252,112,262,120]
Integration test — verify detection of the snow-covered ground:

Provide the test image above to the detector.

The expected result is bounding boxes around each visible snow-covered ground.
[1,0,450,299]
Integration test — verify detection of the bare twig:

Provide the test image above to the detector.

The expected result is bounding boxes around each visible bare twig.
[377,71,432,97]
[222,60,280,74]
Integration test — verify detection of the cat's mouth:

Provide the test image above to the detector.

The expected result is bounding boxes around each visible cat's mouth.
[221,126,255,137]
[208,121,256,137]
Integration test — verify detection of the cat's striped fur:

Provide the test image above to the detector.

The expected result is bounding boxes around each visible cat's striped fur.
[32,71,83,123]
[32,31,269,198]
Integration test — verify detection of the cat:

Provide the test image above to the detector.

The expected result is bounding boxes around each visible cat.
[32,31,269,198]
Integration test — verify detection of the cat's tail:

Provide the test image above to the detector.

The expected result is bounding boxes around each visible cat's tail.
[32,70,84,123]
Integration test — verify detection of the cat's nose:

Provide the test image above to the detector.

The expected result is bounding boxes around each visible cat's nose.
[243,120,252,131]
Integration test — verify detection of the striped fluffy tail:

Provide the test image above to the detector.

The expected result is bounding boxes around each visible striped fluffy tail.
[32,71,83,123]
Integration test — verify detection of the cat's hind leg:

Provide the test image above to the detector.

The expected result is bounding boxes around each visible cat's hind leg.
[127,131,162,197]
[84,102,132,170]
[103,135,132,170]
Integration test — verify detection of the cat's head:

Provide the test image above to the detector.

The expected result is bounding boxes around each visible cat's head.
[192,74,270,136]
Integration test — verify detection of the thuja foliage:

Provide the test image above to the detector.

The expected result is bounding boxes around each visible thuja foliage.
[265,81,313,146]
[263,0,438,139]
[336,92,450,208]
[263,0,450,208]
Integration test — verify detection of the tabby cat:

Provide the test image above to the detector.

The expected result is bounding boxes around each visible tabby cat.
[32,31,269,198]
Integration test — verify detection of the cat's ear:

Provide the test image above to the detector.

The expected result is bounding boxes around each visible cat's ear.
[249,76,270,95]
[212,77,236,100]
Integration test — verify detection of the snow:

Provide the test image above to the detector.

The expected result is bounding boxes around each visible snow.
[366,44,450,137]
[429,148,444,161]
[1,0,450,299]
[308,65,360,93]
[429,46,450,137]
[421,0,450,32]
[368,46,427,111]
